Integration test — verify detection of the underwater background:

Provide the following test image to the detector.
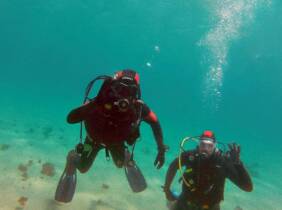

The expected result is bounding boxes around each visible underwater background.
[0,0,281,209]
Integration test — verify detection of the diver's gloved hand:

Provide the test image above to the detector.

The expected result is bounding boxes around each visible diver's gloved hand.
[162,186,177,201]
[227,143,241,164]
[154,145,168,169]
[154,151,165,169]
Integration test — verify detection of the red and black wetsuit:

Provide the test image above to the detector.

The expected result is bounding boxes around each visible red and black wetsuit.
[67,98,164,171]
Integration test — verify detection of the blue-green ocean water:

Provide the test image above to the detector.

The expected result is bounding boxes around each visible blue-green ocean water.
[0,0,282,210]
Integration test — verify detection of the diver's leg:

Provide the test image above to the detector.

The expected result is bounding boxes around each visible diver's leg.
[108,144,141,168]
[55,150,79,202]
[76,139,102,173]
[64,137,102,174]
[109,144,126,168]
[54,139,100,202]
[110,144,148,193]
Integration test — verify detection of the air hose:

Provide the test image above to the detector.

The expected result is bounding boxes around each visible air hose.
[178,136,199,189]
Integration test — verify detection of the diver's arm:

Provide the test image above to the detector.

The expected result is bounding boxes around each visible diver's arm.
[140,101,166,169]
[164,151,189,191]
[225,159,253,192]
[141,102,166,151]
[67,100,97,124]
[163,157,179,190]
[149,121,165,151]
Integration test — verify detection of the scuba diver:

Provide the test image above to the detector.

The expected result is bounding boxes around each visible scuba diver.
[55,69,168,203]
[163,130,253,210]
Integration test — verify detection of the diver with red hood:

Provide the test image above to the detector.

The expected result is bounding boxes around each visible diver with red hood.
[55,69,168,203]
[163,131,253,210]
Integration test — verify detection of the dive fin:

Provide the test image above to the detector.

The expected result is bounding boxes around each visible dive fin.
[55,170,77,203]
[54,150,79,203]
[124,151,147,193]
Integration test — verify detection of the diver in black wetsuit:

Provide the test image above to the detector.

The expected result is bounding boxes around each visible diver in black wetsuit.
[163,131,253,210]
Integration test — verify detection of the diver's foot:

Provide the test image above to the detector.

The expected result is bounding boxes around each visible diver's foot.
[54,150,79,203]
[65,150,80,175]
[124,150,147,192]
[55,172,77,203]
[124,150,135,166]
[126,160,135,167]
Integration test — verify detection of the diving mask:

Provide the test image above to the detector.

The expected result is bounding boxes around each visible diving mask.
[199,138,216,158]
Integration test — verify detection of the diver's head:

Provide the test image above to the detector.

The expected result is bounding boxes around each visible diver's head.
[112,69,140,100]
[198,130,216,159]
[114,69,140,84]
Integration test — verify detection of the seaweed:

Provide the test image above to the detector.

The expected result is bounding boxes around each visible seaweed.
[17,160,33,181]
[17,164,29,181]
[17,196,28,207]
[41,162,55,177]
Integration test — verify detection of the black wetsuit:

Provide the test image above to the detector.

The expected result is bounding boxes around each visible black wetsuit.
[165,150,253,210]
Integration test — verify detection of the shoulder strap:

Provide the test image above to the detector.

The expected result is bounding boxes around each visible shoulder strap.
[84,75,112,103]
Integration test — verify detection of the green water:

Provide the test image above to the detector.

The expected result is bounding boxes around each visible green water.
[0,0,281,209]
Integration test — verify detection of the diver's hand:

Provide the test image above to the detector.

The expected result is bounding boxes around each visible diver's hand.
[162,186,177,201]
[154,151,165,169]
[154,145,169,169]
[226,143,241,164]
